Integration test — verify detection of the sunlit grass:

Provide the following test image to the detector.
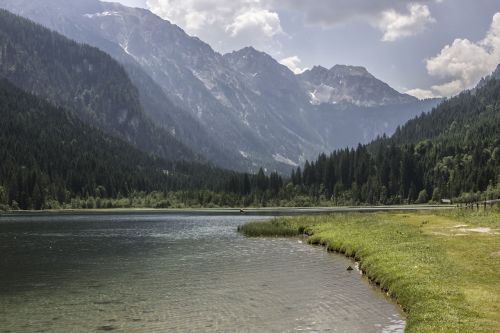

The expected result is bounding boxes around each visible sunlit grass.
[239,209,500,332]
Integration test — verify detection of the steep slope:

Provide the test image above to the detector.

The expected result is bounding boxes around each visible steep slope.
[74,2,322,171]
[0,79,232,210]
[0,9,194,161]
[388,69,500,146]
[0,0,197,151]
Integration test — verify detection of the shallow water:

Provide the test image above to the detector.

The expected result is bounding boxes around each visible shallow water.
[0,214,404,332]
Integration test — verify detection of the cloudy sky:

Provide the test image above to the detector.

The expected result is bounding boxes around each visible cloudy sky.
[108,0,500,98]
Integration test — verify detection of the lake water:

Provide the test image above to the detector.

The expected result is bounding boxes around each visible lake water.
[0,213,404,332]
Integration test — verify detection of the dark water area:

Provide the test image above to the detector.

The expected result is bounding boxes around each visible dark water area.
[0,214,404,332]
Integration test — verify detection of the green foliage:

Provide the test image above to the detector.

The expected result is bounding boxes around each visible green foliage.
[238,220,303,237]
[0,185,6,205]
[416,189,428,204]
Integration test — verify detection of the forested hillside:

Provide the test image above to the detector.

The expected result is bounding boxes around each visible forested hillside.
[0,9,193,161]
[0,79,288,210]
[0,80,231,209]
[282,76,500,204]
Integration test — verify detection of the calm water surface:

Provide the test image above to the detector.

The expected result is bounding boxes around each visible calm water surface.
[0,214,404,332]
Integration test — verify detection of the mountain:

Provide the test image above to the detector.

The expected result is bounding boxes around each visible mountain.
[0,9,194,162]
[290,68,500,204]
[0,0,441,172]
[0,0,239,169]
[75,4,324,171]
[0,79,235,210]
[299,65,418,107]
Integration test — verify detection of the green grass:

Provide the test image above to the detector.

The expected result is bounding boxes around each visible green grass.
[237,219,306,237]
[239,209,500,332]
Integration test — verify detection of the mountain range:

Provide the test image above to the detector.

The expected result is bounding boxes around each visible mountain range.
[0,0,441,172]
[0,2,497,210]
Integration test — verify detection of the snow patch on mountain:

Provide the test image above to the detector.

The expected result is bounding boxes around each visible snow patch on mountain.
[84,11,120,18]
[273,154,298,167]
[308,84,337,105]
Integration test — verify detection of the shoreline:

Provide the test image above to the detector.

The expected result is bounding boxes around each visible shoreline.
[0,204,455,217]
[238,210,500,332]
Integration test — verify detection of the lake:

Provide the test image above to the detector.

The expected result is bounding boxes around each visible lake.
[0,213,404,332]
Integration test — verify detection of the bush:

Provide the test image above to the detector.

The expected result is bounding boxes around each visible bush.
[416,189,429,204]
[432,188,442,202]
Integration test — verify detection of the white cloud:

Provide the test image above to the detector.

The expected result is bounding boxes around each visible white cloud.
[378,4,435,42]
[279,56,307,74]
[146,0,283,53]
[274,0,439,41]
[104,0,147,8]
[430,80,465,97]
[412,12,500,97]
[405,88,438,99]
[226,9,282,38]
[144,1,441,53]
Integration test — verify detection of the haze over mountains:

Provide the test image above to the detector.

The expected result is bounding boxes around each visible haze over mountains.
[0,0,441,172]
[0,10,194,163]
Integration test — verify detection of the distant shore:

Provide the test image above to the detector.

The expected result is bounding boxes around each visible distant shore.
[0,205,455,217]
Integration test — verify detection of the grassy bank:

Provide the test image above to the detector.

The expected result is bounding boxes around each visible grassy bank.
[239,209,500,332]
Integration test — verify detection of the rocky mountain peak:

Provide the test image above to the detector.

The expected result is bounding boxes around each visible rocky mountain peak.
[299,64,417,107]
[330,65,373,78]
[224,46,293,76]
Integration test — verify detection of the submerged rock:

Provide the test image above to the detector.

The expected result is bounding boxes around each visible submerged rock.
[97,325,116,331]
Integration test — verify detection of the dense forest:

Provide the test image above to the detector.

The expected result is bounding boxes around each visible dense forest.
[0,79,285,210]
